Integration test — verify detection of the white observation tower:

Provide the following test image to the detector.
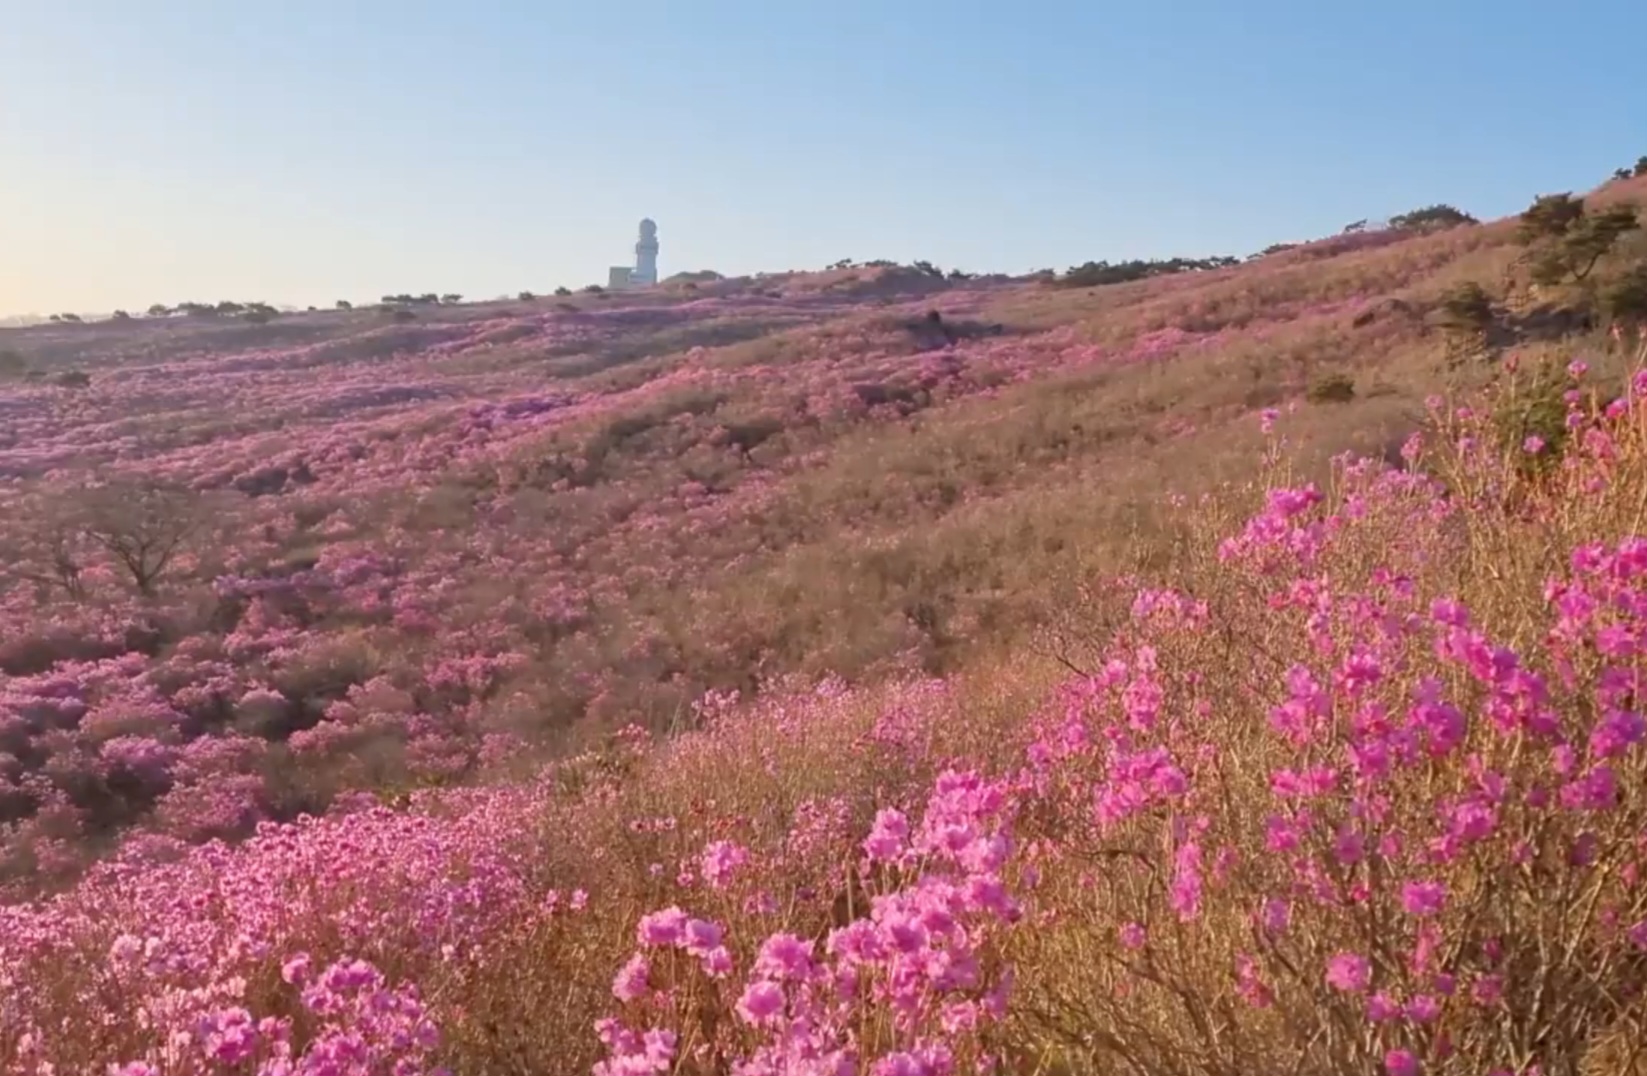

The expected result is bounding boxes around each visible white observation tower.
[633,218,659,286]
[608,218,660,290]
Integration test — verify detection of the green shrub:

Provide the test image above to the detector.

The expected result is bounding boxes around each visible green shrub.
[1518,193,1587,243]
[1305,372,1356,403]
[1516,194,1638,286]
[1056,255,1238,289]
[1433,281,1496,367]
[1488,357,1578,474]
[1389,204,1478,231]
[1601,262,1647,327]
[1435,281,1494,333]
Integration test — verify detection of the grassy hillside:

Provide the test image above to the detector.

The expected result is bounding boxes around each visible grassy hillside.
[5,335,1647,1076]
[4,178,1647,891]
[4,171,1647,1074]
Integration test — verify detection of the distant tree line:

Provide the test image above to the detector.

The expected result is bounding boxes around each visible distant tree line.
[1609,156,1647,181]
[820,258,976,282]
[1051,255,1241,289]
[380,293,464,306]
[114,294,475,322]
[1386,204,1478,231]
[823,203,1483,296]
[138,300,283,323]
[1032,200,1486,292]
[40,179,1625,329]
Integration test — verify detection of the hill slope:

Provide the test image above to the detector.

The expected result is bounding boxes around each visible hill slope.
[5,174,1647,1075]
[3,176,1647,893]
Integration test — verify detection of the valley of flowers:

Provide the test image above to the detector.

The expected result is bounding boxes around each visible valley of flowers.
[5,325,1647,1074]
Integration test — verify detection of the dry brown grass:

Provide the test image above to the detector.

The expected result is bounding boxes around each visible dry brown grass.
[426,338,1647,1076]
[658,184,1646,697]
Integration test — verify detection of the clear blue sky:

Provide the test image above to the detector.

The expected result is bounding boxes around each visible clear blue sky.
[2,0,1643,316]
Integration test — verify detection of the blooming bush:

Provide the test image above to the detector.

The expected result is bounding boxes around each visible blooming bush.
[0,206,1559,888]
[11,179,1647,1071]
[3,332,1646,1075]
[1009,364,1647,1074]
[592,770,1020,1075]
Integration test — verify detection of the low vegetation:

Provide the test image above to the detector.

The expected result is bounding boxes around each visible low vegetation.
[4,172,1647,1074]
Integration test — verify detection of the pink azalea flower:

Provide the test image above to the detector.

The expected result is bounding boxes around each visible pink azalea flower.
[1326,952,1371,993]
[1400,880,1447,917]
[735,980,785,1027]
[612,954,650,1002]
[1385,1048,1421,1076]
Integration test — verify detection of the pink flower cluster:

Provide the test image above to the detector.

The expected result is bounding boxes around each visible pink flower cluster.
[1007,362,1647,1073]
[594,768,1022,1076]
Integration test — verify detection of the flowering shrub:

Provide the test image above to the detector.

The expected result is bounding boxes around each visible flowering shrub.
[592,770,1020,1075]
[1,782,545,1075]
[998,344,1647,1076]
[11,178,1647,1070]
[1,202,1563,888]
[0,259,1396,885]
[3,331,1646,1075]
